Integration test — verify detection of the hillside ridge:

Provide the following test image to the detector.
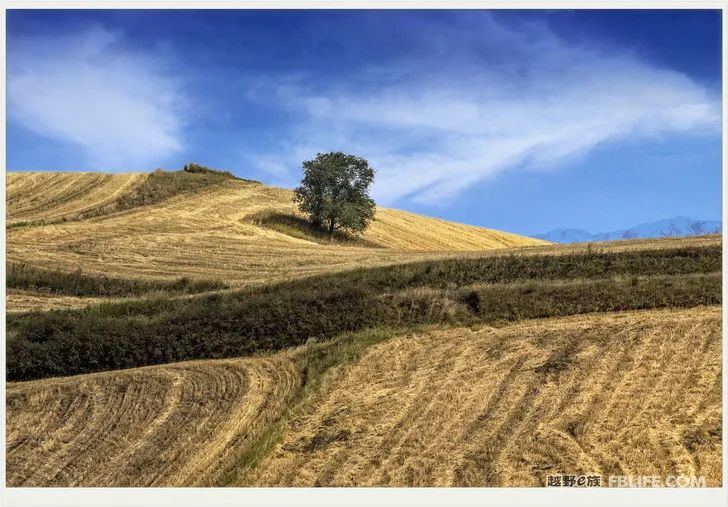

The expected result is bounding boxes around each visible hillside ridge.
[6,171,549,292]
[7,170,546,250]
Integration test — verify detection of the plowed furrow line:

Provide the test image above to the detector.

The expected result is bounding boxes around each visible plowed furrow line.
[250,307,722,487]
[6,355,298,487]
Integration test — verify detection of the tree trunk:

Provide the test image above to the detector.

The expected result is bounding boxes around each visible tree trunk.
[329,219,335,240]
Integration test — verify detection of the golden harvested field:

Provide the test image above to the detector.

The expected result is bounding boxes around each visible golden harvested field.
[6,172,146,226]
[4,170,723,488]
[6,172,721,313]
[6,355,299,487]
[249,307,722,487]
[6,289,120,314]
[6,171,548,288]
[6,307,721,487]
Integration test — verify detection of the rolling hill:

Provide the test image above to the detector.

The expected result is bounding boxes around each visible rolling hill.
[10,170,722,315]
[7,354,299,486]
[6,171,147,225]
[250,307,721,487]
[6,307,721,487]
[6,170,547,287]
[4,168,722,488]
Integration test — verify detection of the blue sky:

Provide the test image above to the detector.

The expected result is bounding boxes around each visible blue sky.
[6,9,723,235]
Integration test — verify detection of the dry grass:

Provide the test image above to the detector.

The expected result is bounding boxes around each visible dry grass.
[5,307,721,486]
[6,289,119,314]
[247,306,722,487]
[6,355,299,487]
[6,172,546,287]
[366,207,541,250]
[6,172,146,226]
[4,171,722,487]
[6,172,720,313]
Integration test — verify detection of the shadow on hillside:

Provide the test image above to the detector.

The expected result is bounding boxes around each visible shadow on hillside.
[248,211,382,248]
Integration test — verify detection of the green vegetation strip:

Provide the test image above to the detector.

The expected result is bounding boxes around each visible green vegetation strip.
[6,245,720,381]
[315,244,721,290]
[7,262,227,298]
[116,166,252,209]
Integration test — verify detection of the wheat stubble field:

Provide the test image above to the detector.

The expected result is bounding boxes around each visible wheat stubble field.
[5,169,723,487]
[250,308,721,487]
[7,355,298,487]
[6,172,546,293]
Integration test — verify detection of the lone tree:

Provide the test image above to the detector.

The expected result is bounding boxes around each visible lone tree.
[294,152,376,238]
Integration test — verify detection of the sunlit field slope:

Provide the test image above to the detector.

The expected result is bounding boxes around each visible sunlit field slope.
[6,289,120,313]
[6,307,720,487]
[250,307,721,487]
[6,171,548,287]
[7,355,298,487]
[5,170,722,488]
[8,171,722,315]
[6,172,146,226]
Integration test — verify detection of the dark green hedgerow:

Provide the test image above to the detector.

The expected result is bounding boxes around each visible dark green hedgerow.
[6,244,721,381]
[7,263,227,298]
[319,244,722,291]
[463,273,720,320]
[182,162,259,183]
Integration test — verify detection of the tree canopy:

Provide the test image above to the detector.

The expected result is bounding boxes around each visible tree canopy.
[294,152,376,237]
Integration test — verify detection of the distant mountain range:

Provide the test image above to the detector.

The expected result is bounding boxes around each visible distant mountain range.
[536,217,722,244]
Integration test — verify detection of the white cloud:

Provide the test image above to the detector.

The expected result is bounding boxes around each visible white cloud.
[246,15,720,205]
[8,26,186,170]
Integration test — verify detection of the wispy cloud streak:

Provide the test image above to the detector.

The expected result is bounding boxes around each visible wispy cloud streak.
[246,14,720,205]
[8,26,186,170]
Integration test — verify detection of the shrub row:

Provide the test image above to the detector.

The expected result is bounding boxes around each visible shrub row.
[7,263,227,298]
[182,162,259,183]
[316,244,721,291]
[7,268,720,380]
[465,273,720,320]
